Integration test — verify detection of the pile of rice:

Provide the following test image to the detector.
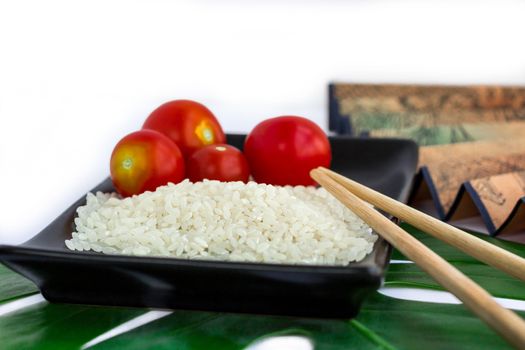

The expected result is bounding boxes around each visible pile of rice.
[65,180,377,265]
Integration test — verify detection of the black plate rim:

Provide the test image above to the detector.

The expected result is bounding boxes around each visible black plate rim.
[0,134,419,317]
[0,135,418,284]
[0,243,385,277]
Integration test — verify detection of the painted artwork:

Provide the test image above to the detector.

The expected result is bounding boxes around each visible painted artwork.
[329,83,525,236]
[416,139,525,234]
[329,83,525,144]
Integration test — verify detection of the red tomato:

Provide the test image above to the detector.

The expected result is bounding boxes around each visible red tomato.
[187,144,250,183]
[244,116,331,186]
[142,100,226,158]
[110,130,185,197]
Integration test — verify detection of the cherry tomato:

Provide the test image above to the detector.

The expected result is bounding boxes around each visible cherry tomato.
[110,130,185,197]
[142,99,226,158]
[244,116,331,186]
[187,144,250,183]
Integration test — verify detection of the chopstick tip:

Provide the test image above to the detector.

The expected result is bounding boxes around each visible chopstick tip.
[309,167,322,180]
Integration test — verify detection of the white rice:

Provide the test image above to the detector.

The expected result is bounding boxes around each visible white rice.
[65,180,377,265]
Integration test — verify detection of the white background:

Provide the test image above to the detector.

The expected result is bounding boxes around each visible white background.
[1,0,525,244]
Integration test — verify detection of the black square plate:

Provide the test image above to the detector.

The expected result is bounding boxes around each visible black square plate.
[0,134,418,318]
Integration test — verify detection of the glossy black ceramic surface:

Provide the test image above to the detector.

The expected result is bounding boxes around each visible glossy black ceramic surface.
[0,134,418,318]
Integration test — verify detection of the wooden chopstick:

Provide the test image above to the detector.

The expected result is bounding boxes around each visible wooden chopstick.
[318,166,525,282]
[310,168,525,349]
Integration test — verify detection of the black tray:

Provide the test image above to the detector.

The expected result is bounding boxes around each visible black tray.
[0,134,418,318]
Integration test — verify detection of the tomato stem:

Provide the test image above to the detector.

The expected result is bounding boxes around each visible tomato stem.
[122,158,133,170]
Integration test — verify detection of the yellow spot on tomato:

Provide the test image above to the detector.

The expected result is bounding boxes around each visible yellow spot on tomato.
[122,158,133,169]
[215,146,226,152]
[195,120,215,145]
[111,144,151,193]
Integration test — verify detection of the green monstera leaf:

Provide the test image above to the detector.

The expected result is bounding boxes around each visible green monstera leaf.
[387,224,525,300]
[0,264,38,303]
[1,224,524,350]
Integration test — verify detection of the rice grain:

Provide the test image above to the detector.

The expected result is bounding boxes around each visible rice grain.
[66,180,377,265]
